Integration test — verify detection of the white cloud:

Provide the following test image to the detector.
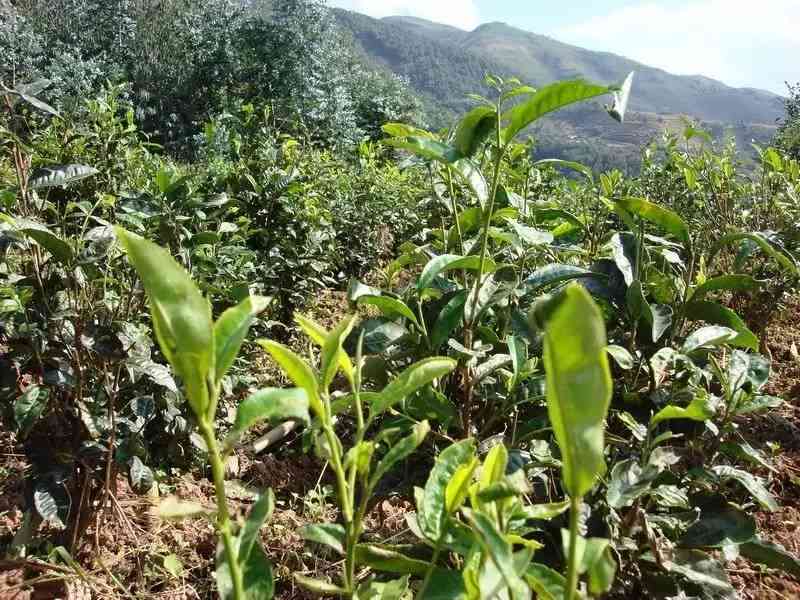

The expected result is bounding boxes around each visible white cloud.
[556,0,799,95]
[328,0,481,31]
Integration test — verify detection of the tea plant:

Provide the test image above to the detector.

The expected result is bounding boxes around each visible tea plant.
[117,227,277,600]
[259,313,456,595]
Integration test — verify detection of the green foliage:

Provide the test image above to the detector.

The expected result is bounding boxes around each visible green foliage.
[775,82,800,160]
[2,28,800,599]
[118,229,277,600]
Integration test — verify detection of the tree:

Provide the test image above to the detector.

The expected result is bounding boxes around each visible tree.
[775,82,800,160]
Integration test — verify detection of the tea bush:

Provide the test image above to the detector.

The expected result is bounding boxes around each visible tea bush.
[2,30,800,600]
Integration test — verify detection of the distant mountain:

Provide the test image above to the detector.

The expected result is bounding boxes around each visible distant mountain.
[335,10,784,171]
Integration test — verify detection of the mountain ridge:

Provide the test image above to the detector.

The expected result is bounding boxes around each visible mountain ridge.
[334,9,782,170]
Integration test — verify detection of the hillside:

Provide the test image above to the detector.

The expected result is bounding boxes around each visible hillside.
[335,10,784,169]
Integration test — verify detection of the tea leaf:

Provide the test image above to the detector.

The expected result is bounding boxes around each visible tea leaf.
[29,164,98,188]
[615,197,690,245]
[371,357,457,416]
[214,296,271,383]
[453,106,496,157]
[650,389,717,426]
[684,301,759,350]
[502,79,615,143]
[240,489,274,561]
[541,285,612,497]
[257,341,322,416]
[419,439,476,541]
[301,523,346,555]
[679,504,756,548]
[117,228,213,418]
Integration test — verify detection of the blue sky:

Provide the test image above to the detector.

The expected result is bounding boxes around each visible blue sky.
[329,0,798,96]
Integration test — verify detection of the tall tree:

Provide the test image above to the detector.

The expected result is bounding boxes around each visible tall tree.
[775,82,800,160]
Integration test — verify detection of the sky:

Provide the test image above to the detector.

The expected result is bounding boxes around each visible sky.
[328,0,798,96]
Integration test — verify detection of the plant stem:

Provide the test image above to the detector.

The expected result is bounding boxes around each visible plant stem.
[462,105,506,434]
[199,420,245,600]
[564,494,582,600]
[418,542,442,598]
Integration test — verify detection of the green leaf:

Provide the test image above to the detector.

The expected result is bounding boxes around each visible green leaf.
[583,539,617,595]
[507,336,526,381]
[228,388,309,445]
[480,443,509,490]
[382,122,435,138]
[257,341,321,417]
[735,394,783,415]
[295,314,355,386]
[17,220,74,264]
[651,304,673,343]
[710,231,798,274]
[216,538,274,600]
[454,106,496,157]
[34,481,67,529]
[525,563,566,600]
[384,137,460,162]
[14,385,48,438]
[11,89,59,116]
[727,349,770,393]
[465,274,502,324]
[502,79,615,143]
[740,539,800,578]
[301,523,346,555]
[509,221,554,246]
[128,456,154,494]
[419,569,466,600]
[294,574,347,596]
[662,549,734,594]
[520,500,571,521]
[445,458,479,513]
[451,158,490,207]
[541,285,613,497]
[430,290,468,349]
[532,208,585,231]
[28,164,98,188]
[358,319,409,354]
[522,264,598,293]
[650,389,717,426]
[626,279,650,322]
[417,254,494,292]
[679,504,756,548]
[240,489,274,561]
[117,228,213,418]
[214,296,271,383]
[691,275,761,301]
[463,510,529,599]
[369,421,430,489]
[371,357,457,416]
[605,345,634,370]
[617,411,647,441]
[681,325,738,354]
[357,295,419,327]
[712,465,778,511]
[615,197,690,245]
[534,158,593,182]
[354,544,430,575]
[683,301,759,351]
[419,439,476,541]
[606,72,635,123]
[320,316,356,391]
[606,459,660,509]
[719,441,777,473]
